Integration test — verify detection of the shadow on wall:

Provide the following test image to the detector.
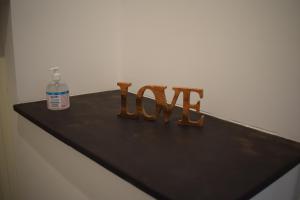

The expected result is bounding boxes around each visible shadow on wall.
[0,0,9,56]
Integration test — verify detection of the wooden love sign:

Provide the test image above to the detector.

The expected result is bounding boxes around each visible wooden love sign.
[117,82,204,126]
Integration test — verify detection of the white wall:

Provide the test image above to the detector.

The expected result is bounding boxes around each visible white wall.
[121,0,300,143]
[3,0,300,200]
[11,0,121,103]
[10,0,300,142]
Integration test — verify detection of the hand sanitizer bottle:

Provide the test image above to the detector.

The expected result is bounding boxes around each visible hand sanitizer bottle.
[46,66,70,110]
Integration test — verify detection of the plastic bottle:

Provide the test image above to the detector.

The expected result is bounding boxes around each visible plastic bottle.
[46,67,70,110]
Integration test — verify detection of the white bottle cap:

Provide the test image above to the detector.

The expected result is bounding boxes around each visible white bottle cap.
[49,66,61,82]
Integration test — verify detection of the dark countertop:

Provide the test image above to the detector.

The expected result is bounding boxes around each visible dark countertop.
[14,90,300,200]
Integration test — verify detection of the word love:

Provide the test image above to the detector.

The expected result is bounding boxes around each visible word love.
[117,82,204,127]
